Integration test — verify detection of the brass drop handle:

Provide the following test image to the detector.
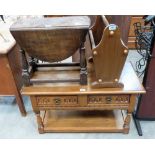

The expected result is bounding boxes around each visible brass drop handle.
[54,98,61,105]
[105,96,112,103]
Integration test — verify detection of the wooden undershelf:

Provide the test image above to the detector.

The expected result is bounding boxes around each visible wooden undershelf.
[42,110,125,133]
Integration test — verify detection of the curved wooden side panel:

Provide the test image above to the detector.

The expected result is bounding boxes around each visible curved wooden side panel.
[91,24,128,88]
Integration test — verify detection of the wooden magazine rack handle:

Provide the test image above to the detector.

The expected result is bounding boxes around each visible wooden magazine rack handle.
[89,16,128,88]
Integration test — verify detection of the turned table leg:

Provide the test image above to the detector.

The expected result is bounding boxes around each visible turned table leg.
[29,57,37,72]
[123,113,131,134]
[20,49,30,86]
[80,43,87,85]
[123,95,137,134]
[35,111,44,134]
[30,96,44,133]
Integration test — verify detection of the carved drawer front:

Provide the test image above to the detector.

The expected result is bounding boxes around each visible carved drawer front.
[87,95,130,105]
[36,96,78,107]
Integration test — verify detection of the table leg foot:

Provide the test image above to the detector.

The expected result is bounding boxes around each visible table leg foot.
[36,112,44,134]
[123,114,131,134]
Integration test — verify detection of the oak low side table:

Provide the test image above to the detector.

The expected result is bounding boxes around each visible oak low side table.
[0,30,26,116]
[22,62,145,133]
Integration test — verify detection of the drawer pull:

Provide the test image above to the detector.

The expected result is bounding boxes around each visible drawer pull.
[54,98,61,105]
[105,96,112,103]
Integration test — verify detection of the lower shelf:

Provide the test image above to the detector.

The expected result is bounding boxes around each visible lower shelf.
[42,110,125,133]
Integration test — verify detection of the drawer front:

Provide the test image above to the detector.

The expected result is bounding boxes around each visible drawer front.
[87,95,130,106]
[36,96,78,107]
[35,95,130,108]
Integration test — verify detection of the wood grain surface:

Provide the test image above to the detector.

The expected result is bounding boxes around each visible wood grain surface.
[22,62,145,95]
[10,16,90,62]
[43,110,124,133]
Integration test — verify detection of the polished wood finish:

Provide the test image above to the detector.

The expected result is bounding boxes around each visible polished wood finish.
[18,16,145,133]
[87,16,128,88]
[30,94,137,134]
[43,110,125,133]
[10,16,90,86]
[102,15,145,49]
[0,30,26,116]
[89,15,144,49]
[80,43,87,85]
[22,62,145,95]
[72,15,144,63]
[73,15,131,62]
[106,15,131,46]
[22,62,145,133]
[10,16,90,62]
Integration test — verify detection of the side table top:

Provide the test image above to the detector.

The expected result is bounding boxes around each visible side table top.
[22,62,145,95]
[10,16,90,30]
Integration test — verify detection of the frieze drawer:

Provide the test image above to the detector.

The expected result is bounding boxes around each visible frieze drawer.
[36,96,78,107]
[88,95,130,105]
